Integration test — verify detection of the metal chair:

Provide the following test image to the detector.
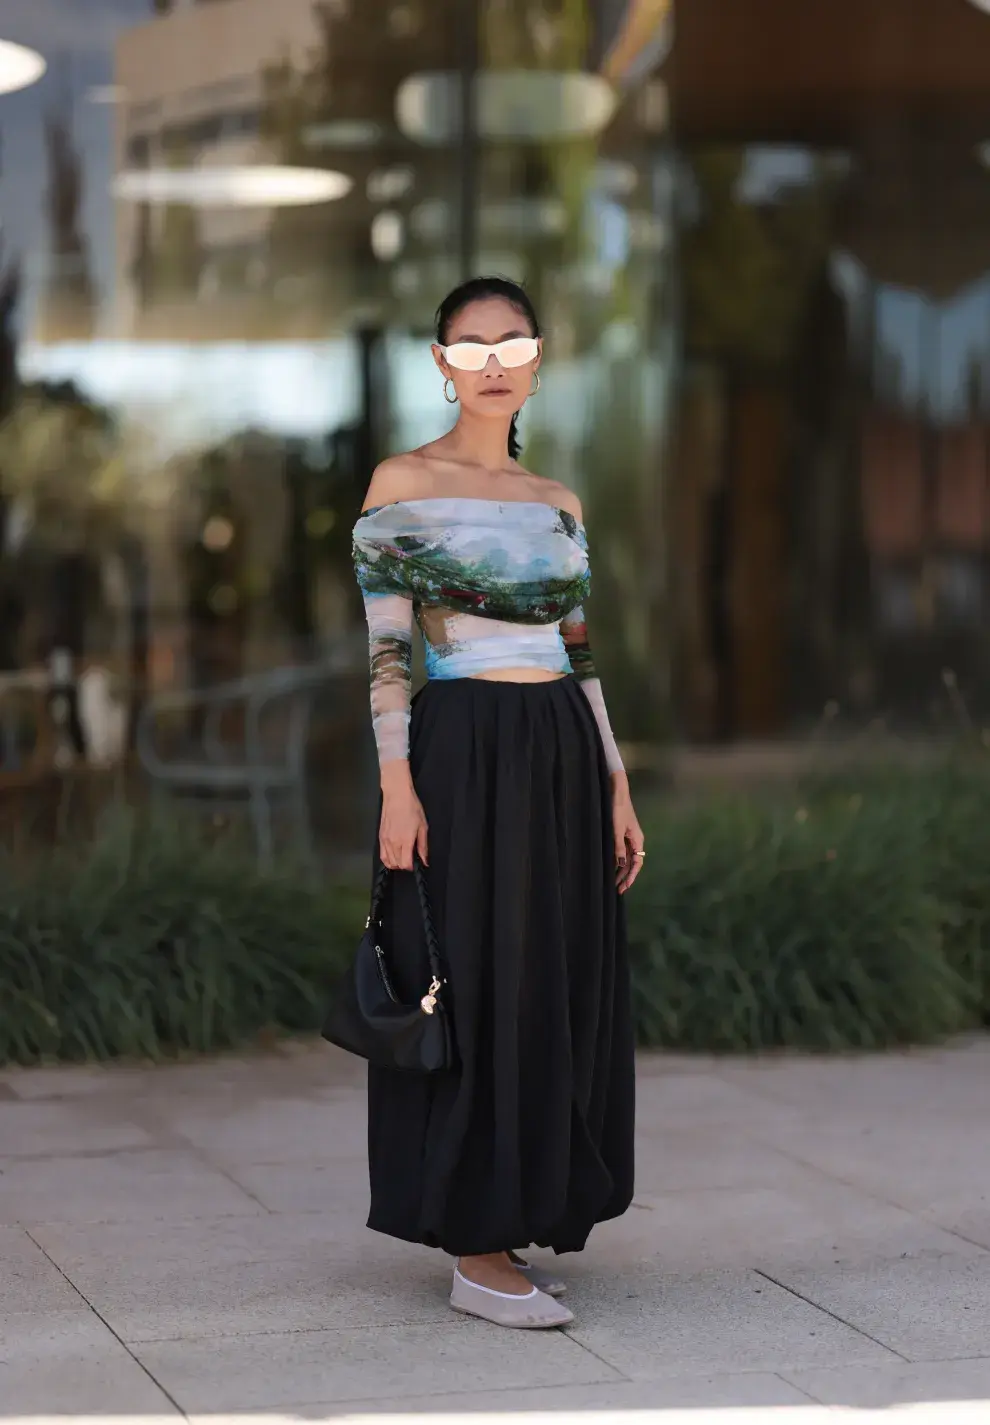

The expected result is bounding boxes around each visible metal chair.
[136,661,344,867]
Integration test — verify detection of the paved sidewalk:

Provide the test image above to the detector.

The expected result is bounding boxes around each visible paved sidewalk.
[3,1038,990,1423]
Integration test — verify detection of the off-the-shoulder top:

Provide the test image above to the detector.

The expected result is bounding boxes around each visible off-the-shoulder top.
[353,497,623,773]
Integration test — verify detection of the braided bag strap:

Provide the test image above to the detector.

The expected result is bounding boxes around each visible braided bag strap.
[412,856,444,984]
[367,861,390,924]
[367,857,444,984]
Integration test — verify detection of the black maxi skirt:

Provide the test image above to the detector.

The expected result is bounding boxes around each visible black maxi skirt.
[367,675,636,1257]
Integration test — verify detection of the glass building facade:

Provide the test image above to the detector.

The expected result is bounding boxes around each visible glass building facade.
[672,0,990,741]
[3,0,990,846]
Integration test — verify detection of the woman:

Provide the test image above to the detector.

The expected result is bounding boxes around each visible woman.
[353,276,643,1329]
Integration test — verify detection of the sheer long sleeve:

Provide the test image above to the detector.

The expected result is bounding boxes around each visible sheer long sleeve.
[560,606,624,774]
[362,590,414,765]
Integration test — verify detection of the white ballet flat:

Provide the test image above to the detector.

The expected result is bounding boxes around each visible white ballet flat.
[449,1266,574,1328]
[509,1252,567,1298]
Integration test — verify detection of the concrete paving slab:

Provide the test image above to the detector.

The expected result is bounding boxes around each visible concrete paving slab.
[0,1358,177,1416]
[934,1204,990,1250]
[632,1070,809,1136]
[0,1100,151,1156]
[95,1252,449,1343]
[564,1266,896,1379]
[169,1098,368,1165]
[768,1253,990,1361]
[631,1126,818,1195]
[0,1226,83,1314]
[133,1320,621,1412]
[5,1051,355,1106]
[717,1047,987,1119]
[783,1356,990,1408]
[635,1050,728,1076]
[548,1177,972,1275]
[271,1372,813,1415]
[30,1208,392,1273]
[119,1045,364,1108]
[223,1159,370,1216]
[0,1063,142,1102]
[746,1110,990,1220]
[4,1040,990,1423]
[33,1222,451,1341]
[0,1312,179,1414]
[0,1149,264,1226]
[175,1404,990,1424]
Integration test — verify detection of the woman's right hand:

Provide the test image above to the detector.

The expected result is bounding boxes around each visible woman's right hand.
[379,762,429,870]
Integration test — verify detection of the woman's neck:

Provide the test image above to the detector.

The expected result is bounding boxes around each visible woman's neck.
[443,411,515,473]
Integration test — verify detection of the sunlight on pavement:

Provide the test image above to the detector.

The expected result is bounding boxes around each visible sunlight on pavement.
[330,1408,989,1425]
[12,1406,990,1425]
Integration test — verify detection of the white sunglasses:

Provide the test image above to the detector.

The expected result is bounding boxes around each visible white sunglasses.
[441,337,539,372]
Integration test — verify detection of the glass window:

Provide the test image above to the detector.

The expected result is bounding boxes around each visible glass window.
[673,86,990,735]
[0,0,674,839]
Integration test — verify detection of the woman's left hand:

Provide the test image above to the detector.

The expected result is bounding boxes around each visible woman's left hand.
[612,777,645,894]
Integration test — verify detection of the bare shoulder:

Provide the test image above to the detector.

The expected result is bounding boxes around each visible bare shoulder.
[518,470,583,521]
[361,451,433,511]
[553,485,584,522]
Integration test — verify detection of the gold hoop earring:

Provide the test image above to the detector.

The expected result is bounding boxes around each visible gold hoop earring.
[443,378,458,404]
[531,372,541,396]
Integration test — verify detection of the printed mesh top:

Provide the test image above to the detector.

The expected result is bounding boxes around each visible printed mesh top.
[353,497,623,773]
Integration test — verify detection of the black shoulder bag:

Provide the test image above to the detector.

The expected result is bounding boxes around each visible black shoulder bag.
[321,857,454,1073]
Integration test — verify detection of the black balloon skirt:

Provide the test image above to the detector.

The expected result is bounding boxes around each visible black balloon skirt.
[367,674,635,1257]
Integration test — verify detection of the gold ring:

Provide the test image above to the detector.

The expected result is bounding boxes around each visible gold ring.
[634,851,646,859]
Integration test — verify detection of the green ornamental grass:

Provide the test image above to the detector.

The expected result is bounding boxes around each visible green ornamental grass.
[627,790,968,1052]
[1,759,988,1066]
[0,808,362,1066]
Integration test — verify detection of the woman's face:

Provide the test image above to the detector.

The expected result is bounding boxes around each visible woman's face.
[432,296,542,422]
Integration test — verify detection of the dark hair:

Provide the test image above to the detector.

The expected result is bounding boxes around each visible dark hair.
[435,275,541,461]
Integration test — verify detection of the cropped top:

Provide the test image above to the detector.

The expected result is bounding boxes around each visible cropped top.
[353,497,623,773]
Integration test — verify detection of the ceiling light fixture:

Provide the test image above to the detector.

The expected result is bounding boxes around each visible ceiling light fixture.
[396,70,618,145]
[371,210,404,262]
[0,39,46,96]
[303,119,385,150]
[112,165,352,208]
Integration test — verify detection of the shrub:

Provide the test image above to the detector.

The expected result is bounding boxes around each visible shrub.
[627,782,975,1052]
[0,808,362,1066]
[799,753,990,1026]
[3,761,990,1066]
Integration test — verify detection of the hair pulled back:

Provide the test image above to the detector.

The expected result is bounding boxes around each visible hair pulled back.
[435,276,541,461]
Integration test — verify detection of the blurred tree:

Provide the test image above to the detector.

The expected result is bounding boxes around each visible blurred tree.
[0,382,162,694]
[677,146,853,737]
[0,383,133,555]
[683,148,835,372]
[183,454,248,690]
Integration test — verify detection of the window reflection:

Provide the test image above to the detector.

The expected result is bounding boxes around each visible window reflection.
[674,121,990,737]
[0,0,673,840]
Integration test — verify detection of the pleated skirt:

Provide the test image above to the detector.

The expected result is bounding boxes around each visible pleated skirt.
[367,674,636,1257]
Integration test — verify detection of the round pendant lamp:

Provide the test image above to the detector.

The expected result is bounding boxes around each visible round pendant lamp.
[396,70,617,146]
[113,165,352,208]
[0,40,46,96]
